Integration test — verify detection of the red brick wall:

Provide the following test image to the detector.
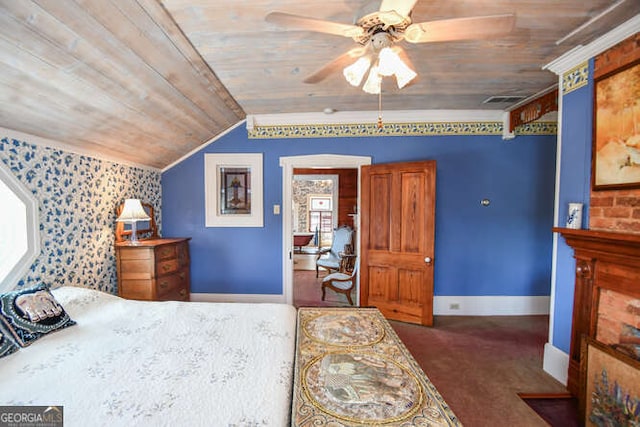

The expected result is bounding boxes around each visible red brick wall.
[596,289,640,345]
[589,34,640,235]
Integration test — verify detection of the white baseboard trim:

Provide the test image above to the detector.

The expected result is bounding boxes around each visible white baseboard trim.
[191,294,550,313]
[190,293,286,304]
[543,342,569,385]
[433,296,550,315]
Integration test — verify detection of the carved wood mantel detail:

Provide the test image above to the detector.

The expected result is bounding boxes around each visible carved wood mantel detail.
[554,227,640,396]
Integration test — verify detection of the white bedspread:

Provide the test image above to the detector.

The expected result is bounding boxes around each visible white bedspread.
[0,287,297,426]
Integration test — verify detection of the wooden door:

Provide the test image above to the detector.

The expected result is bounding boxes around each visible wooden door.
[360,160,436,326]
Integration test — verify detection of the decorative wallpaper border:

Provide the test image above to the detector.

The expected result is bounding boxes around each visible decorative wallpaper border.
[248,121,556,139]
[562,62,589,94]
[0,137,161,294]
[513,121,558,135]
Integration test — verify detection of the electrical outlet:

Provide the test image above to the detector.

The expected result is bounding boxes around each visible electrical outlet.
[449,303,460,310]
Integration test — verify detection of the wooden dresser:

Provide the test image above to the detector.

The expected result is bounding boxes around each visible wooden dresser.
[115,238,191,301]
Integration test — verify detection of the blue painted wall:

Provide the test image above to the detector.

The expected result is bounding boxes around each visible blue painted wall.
[163,125,557,297]
[552,60,595,353]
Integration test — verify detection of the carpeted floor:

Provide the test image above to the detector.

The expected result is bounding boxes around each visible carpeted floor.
[293,269,355,308]
[391,316,573,426]
[293,269,575,426]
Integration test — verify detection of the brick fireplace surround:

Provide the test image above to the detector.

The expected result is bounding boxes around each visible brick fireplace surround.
[554,228,640,398]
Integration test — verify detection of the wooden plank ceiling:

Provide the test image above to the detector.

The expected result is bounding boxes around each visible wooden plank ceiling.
[0,1,638,168]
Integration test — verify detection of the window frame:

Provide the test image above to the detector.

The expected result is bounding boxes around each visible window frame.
[0,162,40,292]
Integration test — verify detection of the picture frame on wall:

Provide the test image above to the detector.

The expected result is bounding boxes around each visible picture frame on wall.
[580,336,640,426]
[592,59,640,190]
[205,153,263,227]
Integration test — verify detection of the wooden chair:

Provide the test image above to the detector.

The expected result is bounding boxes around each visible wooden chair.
[321,254,358,305]
[315,225,354,277]
[115,201,158,243]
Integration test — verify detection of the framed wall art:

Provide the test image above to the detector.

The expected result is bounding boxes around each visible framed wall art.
[205,153,263,227]
[580,336,640,426]
[592,59,640,190]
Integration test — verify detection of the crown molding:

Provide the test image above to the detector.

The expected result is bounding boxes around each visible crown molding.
[246,109,505,128]
[544,14,640,75]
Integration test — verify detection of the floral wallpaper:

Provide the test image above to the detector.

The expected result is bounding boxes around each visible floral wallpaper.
[0,136,161,294]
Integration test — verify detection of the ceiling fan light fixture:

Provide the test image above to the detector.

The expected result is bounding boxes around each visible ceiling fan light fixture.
[377,47,400,76]
[362,65,382,94]
[377,47,416,88]
[343,56,371,87]
[393,60,417,89]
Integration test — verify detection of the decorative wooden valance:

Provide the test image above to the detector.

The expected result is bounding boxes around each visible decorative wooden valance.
[554,227,640,396]
[510,89,558,132]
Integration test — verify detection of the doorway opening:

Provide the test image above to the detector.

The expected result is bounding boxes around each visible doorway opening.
[280,154,371,306]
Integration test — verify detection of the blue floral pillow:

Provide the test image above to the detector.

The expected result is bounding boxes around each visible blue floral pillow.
[0,328,19,358]
[0,285,76,347]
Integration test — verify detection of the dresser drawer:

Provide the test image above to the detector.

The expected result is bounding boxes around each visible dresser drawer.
[156,258,179,275]
[157,269,189,298]
[119,259,153,279]
[119,279,154,300]
[155,244,177,260]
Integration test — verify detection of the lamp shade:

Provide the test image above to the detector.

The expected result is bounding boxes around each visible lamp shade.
[394,60,417,89]
[377,47,399,77]
[343,56,371,87]
[116,199,150,222]
[362,65,382,94]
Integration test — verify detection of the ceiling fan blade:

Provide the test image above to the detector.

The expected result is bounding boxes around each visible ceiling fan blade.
[379,0,418,18]
[303,47,367,84]
[404,14,516,43]
[266,11,364,38]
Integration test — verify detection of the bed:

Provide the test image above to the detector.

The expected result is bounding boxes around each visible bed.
[0,287,460,426]
[0,286,297,426]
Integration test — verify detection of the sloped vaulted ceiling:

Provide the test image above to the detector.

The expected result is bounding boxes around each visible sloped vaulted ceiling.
[0,0,244,169]
[0,1,638,168]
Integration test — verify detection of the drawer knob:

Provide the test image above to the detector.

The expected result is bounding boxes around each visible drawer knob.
[179,272,186,280]
[179,289,187,296]
[162,264,172,272]
[160,281,169,289]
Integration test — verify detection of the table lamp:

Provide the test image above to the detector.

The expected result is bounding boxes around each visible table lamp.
[116,199,150,245]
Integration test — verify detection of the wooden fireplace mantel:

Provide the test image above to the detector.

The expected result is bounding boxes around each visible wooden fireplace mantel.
[554,227,640,395]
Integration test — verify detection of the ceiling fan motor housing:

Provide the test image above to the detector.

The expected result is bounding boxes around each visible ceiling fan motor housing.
[370,29,393,50]
[354,11,411,45]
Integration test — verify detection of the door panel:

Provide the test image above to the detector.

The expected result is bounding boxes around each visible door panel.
[360,160,436,326]
[369,174,392,250]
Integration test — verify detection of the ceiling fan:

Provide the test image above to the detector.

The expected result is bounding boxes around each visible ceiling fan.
[266,0,515,94]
